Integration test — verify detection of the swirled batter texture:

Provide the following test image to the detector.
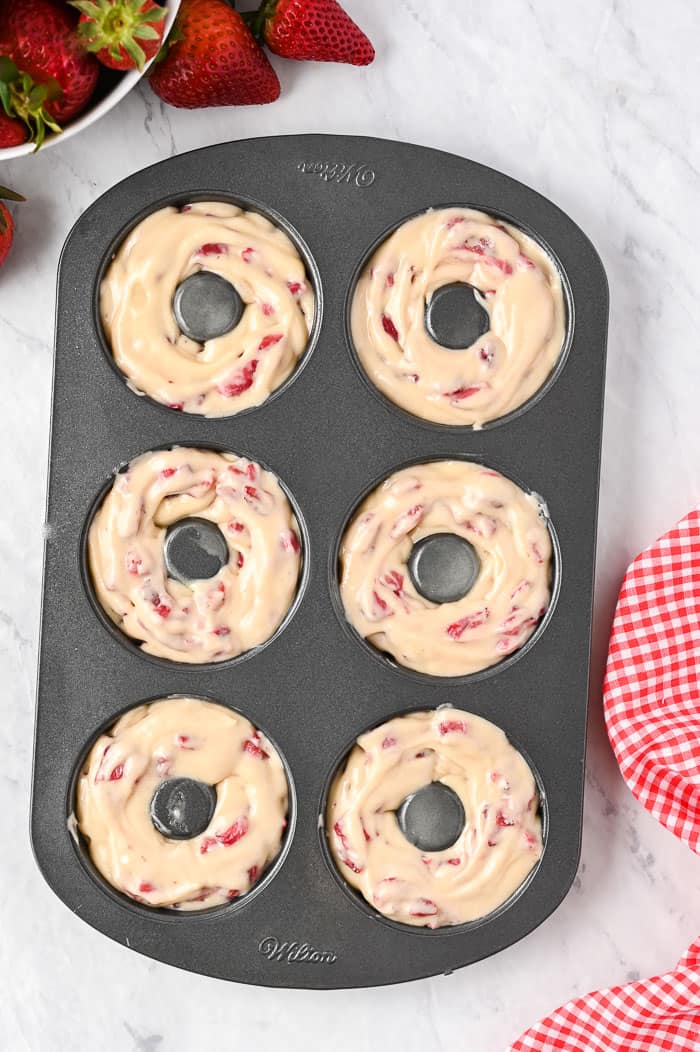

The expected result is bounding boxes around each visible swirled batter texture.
[339,460,551,677]
[327,708,542,927]
[76,697,288,910]
[88,448,301,663]
[351,208,565,426]
[100,202,314,416]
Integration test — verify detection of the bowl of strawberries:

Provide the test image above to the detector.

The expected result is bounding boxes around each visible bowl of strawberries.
[0,0,375,157]
[0,0,181,157]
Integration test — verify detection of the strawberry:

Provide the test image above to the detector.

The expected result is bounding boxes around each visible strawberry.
[70,0,168,72]
[0,111,27,147]
[0,0,99,145]
[149,0,280,108]
[248,0,374,65]
[0,185,25,270]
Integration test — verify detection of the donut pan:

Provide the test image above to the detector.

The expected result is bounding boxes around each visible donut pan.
[33,134,608,988]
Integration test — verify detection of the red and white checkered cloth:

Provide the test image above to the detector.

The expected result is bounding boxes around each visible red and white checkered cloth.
[508,937,700,1051]
[604,505,700,852]
[508,506,700,1051]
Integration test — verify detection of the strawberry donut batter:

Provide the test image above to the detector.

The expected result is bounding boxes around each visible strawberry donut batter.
[339,460,551,677]
[327,708,543,928]
[351,208,565,426]
[87,447,302,663]
[76,697,288,910]
[100,201,314,416]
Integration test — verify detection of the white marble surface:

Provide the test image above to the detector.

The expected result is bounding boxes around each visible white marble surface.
[1,1,699,1048]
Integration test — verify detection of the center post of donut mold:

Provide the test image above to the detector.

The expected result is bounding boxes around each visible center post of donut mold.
[425,282,490,350]
[150,777,217,840]
[407,533,481,604]
[397,782,466,852]
[163,517,229,585]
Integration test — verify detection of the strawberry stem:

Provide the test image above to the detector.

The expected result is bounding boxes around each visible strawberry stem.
[243,0,278,41]
[0,57,62,150]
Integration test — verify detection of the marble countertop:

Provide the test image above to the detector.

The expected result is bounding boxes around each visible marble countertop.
[1,1,698,1048]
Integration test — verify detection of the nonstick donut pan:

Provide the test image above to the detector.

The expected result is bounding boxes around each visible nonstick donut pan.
[33,134,608,988]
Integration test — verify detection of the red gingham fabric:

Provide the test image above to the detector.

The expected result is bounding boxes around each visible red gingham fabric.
[507,938,700,1051]
[604,505,700,852]
[508,507,700,1051]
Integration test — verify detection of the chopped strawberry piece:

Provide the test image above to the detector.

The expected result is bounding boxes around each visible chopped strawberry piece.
[243,735,269,759]
[160,467,177,479]
[241,247,255,262]
[281,529,301,553]
[381,735,397,749]
[125,552,143,575]
[371,590,392,617]
[386,272,395,287]
[439,719,468,735]
[462,242,485,256]
[213,626,231,636]
[380,570,404,597]
[261,303,274,316]
[246,462,258,480]
[167,402,185,411]
[361,822,371,843]
[496,812,516,827]
[525,832,538,848]
[200,816,249,853]
[447,857,461,866]
[248,865,259,883]
[446,385,482,400]
[176,735,196,750]
[109,763,124,781]
[259,333,283,350]
[381,314,400,341]
[236,552,244,569]
[139,881,155,893]
[409,898,438,917]
[487,257,513,275]
[479,347,494,364]
[447,609,489,639]
[229,521,245,533]
[217,360,258,397]
[390,503,424,538]
[197,243,228,256]
[287,280,303,295]
[446,216,465,229]
[227,889,241,899]
[152,596,171,618]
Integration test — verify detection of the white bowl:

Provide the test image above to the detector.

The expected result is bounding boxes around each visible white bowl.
[0,0,180,160]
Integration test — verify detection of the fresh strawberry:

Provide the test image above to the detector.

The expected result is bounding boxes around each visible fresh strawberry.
[0,185,25,270]
[70,0,168,72]
[0,0,99,145]
[149,0,280,108]
[248,0,374,65]
[0,111,27,147]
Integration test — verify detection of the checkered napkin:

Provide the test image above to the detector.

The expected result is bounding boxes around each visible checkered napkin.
[508,506,700,1051]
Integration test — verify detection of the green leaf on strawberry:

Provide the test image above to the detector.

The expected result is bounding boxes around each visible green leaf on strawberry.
[0,56,62,150]
[70,1,169,72]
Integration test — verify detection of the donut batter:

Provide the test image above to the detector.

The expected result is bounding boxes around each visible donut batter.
[327,708,542,928]
[88,447,301,663]
[76,697,288,910]
[351,208,565,426]
[339,460,551,677]
[101,201,315,416]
